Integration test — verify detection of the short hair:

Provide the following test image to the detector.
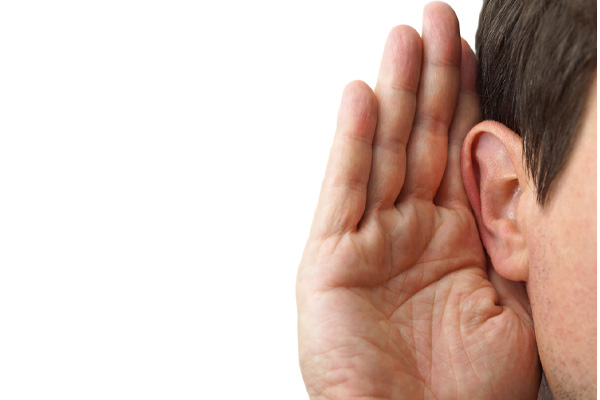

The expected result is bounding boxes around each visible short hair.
[476,0,596,205]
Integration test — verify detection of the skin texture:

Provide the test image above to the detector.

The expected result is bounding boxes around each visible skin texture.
[461,80,597,400]
[529,81,597,399]
[296,3,540,399]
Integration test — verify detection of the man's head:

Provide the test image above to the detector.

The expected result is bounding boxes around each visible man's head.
[460,0,597,397]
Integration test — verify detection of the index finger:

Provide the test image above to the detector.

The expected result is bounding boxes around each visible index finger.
[435,38,481,208]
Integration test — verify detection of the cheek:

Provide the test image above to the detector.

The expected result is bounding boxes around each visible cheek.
[527,146,597,389]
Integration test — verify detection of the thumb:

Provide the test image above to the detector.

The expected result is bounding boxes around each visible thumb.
[487,260,533,326]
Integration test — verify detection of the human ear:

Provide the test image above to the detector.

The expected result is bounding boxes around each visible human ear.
[461,121,529,281]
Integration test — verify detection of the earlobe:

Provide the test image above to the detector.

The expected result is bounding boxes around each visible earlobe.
[461,121,530,281]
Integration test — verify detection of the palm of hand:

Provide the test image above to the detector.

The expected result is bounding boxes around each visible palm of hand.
[299,200,537,399]
[297,4,539,399]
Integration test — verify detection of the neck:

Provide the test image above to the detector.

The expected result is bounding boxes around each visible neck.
[537,373,554,400]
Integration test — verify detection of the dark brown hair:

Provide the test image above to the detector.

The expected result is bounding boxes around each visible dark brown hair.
[476,0,596,205]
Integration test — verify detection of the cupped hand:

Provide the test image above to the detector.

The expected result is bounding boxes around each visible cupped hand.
[296,3,540,399]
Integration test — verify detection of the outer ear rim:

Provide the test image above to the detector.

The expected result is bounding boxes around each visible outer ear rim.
[460,120,530,282]
[461,123,483,218]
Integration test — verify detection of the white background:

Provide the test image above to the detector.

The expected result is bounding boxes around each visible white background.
[0,1,480,398]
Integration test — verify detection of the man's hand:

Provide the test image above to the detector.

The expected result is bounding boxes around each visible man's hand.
[296,3,540,399]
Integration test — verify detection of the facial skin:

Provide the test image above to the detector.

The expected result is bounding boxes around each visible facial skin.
[526,79,597,398]
[462,78,597,398]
